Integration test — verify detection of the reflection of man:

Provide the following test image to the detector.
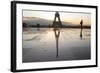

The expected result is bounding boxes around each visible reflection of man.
[53,28,60,58]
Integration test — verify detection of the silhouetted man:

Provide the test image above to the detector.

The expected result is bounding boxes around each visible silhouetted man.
[80,20,83,29]
[80,20,83,39]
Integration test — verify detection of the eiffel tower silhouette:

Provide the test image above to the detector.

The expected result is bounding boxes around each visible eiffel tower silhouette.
[52,11,62,28]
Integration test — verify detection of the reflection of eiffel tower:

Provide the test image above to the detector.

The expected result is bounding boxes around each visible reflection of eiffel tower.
[53,28,60,58]
[52,11,62,28]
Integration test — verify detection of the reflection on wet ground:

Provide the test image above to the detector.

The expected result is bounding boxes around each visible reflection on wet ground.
[22,28,91,63]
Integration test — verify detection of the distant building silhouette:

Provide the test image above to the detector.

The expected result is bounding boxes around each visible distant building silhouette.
[23,23,28,27]
[37,23,40,27]
[49,24,51,28]
[37,23,40,30]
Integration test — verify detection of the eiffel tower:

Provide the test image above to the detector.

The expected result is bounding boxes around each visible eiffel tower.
[52,11,62,28]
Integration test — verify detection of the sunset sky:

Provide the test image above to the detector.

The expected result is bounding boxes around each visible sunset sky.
[23,10,91,26]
